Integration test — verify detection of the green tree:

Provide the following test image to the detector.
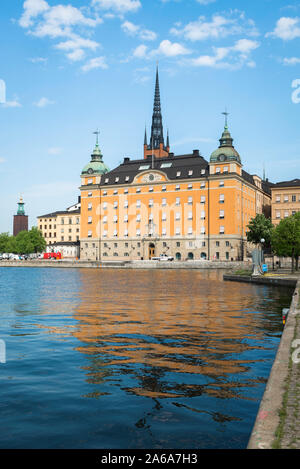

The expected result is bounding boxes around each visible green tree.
[15,231,34,255]
[246,214,273,247]
[0,233,10,253]
[271,212,300,272]
[28,227,46,253]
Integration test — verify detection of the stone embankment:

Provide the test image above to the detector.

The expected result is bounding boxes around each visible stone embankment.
[248,279,300,449]
[0,259,253,269]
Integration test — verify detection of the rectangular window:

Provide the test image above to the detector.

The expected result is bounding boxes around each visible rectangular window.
[88,192,93,197]
[88,203,92,210]
[175,212,181,220]
[88,216,92,224]
[220,226,225,234]
[103,215,107,223]
[188,184,193,190]
[136,214,141,222]
[216,167,221,174]
[87,178,93,184]
[201,169,206,175]
[162,185,167,191]
[219,210,225,219]
[149,187,154,192]
[175,197,180,205]
[188,197,193,205]
[201,211,205,219]
[162,213,167,221]
[284,195,289,202]
[292,195,296,202]
[136,200,141,208]
[175,227,180,235]
[276,211,281,219]
[113,215,118,223]
[88,231,92,237]
[161,163,172,168]
[124,215,128,223]
[115,177,119,183]
[223,167,228,173]
[162,228,167,236]
[124,201,128,208]
[113,190,118,195]
[149,199,154,207]
[201,196,206,203]
[136,229,141,237]
[188,227,193,235]
[188,212,193,220]
[188,170,193,176]
[162,198,167,206]
[136,188,141,193]
[176,171,181,177]
[114,202,118,209]
[201,227,205,234]
[219,181,224,187]
[219,194,225,203]
[124,188,129,194]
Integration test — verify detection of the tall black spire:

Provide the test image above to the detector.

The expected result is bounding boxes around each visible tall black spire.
[150,66,165,149]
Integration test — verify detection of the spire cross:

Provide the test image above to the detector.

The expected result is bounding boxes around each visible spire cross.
[93,129,100,146]
[222,109,229,129]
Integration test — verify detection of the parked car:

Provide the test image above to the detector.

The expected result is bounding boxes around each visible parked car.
[159,255,174,261]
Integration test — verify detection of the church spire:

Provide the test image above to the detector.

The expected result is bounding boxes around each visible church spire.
[143,66,170,159]
[150,65,164,149]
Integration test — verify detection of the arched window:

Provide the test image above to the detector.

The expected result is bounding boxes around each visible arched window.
[187,252,194,260]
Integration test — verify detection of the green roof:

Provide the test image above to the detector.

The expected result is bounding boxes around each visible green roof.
[81,143,110,175]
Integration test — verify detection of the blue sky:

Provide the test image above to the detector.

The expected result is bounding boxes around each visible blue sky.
[1,0,300,233]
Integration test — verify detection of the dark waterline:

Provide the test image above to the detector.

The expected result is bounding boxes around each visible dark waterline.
[0,267,293,449]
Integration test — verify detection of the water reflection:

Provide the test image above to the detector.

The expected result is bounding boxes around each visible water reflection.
[0,267,293,449]
[68,270,287,400]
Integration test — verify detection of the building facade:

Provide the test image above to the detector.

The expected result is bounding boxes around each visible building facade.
[271,179,300,226]
[13,196,28,236]
[37,198,81,256]
[80,69,272,262]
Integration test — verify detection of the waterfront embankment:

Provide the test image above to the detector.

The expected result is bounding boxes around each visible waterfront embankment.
[247,279,300,449]
[0,259,253,269]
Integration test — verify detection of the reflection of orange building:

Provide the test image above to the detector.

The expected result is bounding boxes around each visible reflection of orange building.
[68,269,274,400]
[80,68,272,261]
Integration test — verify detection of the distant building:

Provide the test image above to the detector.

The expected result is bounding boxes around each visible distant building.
[37,197,81,258]
[271,179,300,225]
[13,196,28,236]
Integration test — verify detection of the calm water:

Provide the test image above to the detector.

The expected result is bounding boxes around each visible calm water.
[0,267,293,449]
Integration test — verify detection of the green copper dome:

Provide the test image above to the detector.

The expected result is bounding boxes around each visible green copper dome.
[81,142,110,176]
[210,123,241,164]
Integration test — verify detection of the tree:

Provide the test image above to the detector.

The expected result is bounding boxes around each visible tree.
[28,227,46,253]
[246,214,273,248]
[271,212,300,272]
[0,233,10,253]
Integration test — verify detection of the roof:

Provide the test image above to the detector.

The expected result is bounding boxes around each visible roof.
[271,179,300,189]
[100,152,272,195]
[100,152,209,186]
[38,209,80,218]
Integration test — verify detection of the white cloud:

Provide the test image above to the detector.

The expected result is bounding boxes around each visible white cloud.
[19,1,103,64]
[19,0,50,28]
[196,0,216,4]
[121,20,157,41]
[0,157,6,164]
[188,39,259,69]
[152,39,191,57]
[283,56,300,65]
[29,56,48,64]
[170,12,258,42]
[34,97,55,107]
[133,44,148,58]
[81,56,108,72]
[266,17,300,40]
[1,99,22,108]
[92,0,141,13]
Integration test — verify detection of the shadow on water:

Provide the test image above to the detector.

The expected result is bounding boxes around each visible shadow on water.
[0,267,294,449]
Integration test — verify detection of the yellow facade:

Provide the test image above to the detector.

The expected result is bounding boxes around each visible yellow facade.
[271,181,300,226]
[79,158,270,261]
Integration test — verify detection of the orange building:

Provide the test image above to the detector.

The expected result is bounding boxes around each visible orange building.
[80,70,272,261]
